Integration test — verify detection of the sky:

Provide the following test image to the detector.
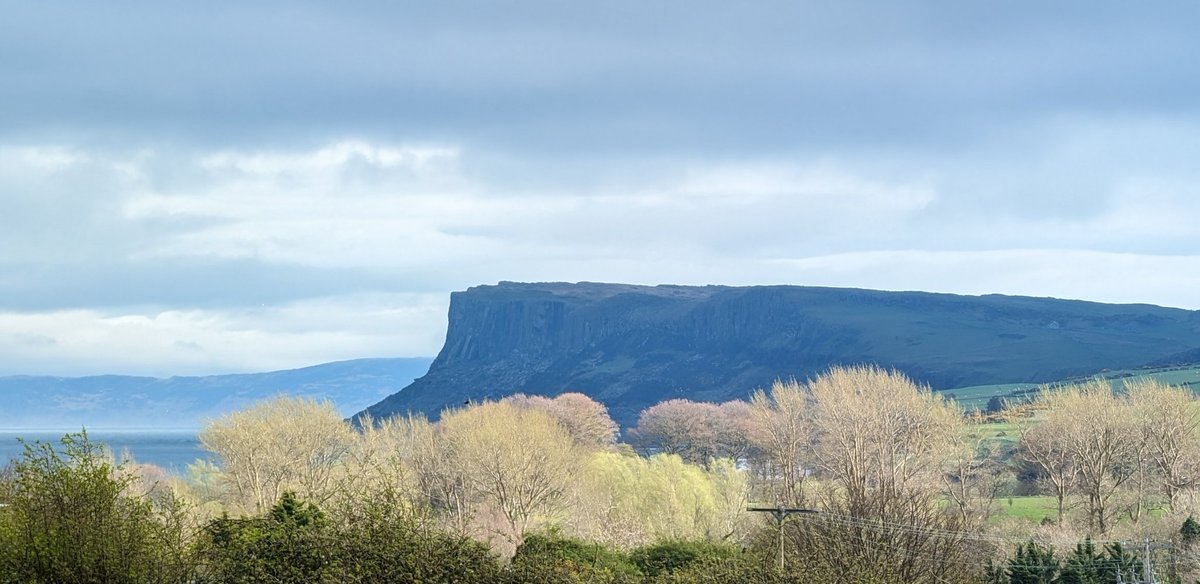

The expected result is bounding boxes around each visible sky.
[2,1,1200,376]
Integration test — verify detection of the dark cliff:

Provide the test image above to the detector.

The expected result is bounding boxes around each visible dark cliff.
[360,282,1200,426]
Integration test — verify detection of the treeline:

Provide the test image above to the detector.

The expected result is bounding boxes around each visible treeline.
[4,365,1200,583]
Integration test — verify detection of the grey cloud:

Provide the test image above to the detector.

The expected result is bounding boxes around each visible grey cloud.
[3,2,1199,155]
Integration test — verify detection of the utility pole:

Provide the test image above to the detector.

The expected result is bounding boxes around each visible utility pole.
[747,505,818,573]
[1139,537,1174,584]
[1144,538,1154,584]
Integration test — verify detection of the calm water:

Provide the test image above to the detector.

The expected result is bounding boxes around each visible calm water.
[0,429,208,474]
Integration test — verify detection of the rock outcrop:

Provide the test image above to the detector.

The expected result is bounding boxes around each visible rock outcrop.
[360,282,1200,426]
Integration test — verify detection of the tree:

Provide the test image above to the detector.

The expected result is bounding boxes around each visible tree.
[630,399,723,465]
[746,379,810,505]
[806,365,962,513]
[1006,540,1058,584]
[942,439,1009,524]
[1017,399,1076,525]
[569,452,748,548]
[1127,378,1200,511]
[506,392,620,449]
[1038,380,1137,534]
[439,401,581,545]
[199,395,355,512]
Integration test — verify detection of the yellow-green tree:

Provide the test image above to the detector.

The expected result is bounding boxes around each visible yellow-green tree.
[439,401,581,545]
[199,395,355,512]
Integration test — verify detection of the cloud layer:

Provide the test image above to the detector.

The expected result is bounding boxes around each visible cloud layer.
[2,2,1199,375]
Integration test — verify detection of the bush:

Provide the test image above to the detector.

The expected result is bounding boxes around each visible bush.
[646,555,782,584]
[0,432,194,584]
[329,489,503,584]
[202,492,336,583]
[201,489,503,584]
[509,530,643,583]
[630,540,740,577]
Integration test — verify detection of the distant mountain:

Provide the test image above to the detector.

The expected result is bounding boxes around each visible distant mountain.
[359,282,1200,427]
[0,358,433,428]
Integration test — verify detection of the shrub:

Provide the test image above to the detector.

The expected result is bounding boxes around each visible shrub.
[509,529,642,583]
[0,432,194,584]
[629,540,740,577]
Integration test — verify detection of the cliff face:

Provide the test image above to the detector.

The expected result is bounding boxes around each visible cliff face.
[361,282,1200,426]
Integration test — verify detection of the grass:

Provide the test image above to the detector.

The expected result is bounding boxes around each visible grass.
[991,496,1059,523]
[964,420,1028,447]
[945,363,1200,411]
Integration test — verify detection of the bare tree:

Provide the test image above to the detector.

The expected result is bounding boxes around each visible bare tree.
[505,392,619,449]
[1127,378,1200,511]
[806,365,962,514]
[629,399,721,464]
[746,379,810,505]
[1029,379,1138,534]
[941,439,1009,524]
[439,401,581,544]
[1017,401,1076,525]
[199,395,355,512]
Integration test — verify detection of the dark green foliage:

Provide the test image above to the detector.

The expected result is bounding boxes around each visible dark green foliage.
[1057,539,1103,584]
[270,490,325,527]
[1100,542,1142,584]
[327,489,503,584]
[994,539,1144,584]
[984,559,1007,584]
[201,502,336,583]
[509,530,643,584]
[202,490,503,584]
[1182,515,1200,542]
[1007,541,1058,584]
[986,395,1007,413]
[0,432,194,584]
[629,540,740,577]
[644,554,783,584]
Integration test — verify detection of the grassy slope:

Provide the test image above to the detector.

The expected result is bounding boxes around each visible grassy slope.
[944,363,1200,410]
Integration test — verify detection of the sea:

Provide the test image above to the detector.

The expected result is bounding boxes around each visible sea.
[0,428,208,475]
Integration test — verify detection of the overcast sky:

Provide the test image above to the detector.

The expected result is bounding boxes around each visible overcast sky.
[3,2,1200,376]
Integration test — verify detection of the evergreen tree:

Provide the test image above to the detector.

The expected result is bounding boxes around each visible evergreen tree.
[1182,515,1200,543]
[1007,541,1058,584]
[1100,542,1142,584]
[1057,539,1102,584]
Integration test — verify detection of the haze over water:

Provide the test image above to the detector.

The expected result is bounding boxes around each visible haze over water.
[0,429,206,473]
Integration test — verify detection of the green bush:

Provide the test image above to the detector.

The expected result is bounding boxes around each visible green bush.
[509,529,643,583]
[630,540,740,577]
[201,489,503,584]
[0,432,194,584]
[202,493,336,584]
[328,489,503,584]
[646,555,783,584]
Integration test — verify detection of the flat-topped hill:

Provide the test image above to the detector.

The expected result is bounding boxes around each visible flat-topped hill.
[360,282,1200,426]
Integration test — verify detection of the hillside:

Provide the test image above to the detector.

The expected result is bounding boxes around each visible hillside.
[0,357,433,428]
[360,282,1200,426]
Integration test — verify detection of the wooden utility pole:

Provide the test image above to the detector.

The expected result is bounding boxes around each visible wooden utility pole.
[747,505,818,572]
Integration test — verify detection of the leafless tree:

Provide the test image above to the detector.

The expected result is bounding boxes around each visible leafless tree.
[806,365,962,514]
[199,395,354,512]
[746,379,810,505]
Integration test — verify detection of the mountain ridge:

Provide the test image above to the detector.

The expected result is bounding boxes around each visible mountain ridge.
[361,281,1200,426]
[0,357,433,428]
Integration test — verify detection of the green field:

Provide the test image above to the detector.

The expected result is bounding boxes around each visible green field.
[944,363,1200,410]
[991,496,1059,523]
